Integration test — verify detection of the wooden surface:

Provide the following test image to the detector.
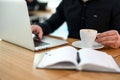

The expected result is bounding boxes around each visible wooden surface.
[0,38,120,80]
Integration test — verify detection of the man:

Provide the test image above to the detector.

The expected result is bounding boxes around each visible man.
[32,0,120,48]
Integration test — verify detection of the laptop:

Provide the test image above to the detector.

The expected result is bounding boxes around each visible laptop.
[0,0,68,51]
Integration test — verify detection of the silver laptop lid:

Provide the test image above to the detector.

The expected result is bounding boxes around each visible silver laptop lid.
[0,0,35,51]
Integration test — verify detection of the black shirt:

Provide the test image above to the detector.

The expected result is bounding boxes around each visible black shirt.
[39,0,120,39]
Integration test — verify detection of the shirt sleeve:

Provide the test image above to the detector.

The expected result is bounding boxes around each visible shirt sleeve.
[38,1,65,35]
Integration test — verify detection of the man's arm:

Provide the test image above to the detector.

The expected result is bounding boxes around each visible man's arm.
[96,0,120,48]
[38,1,65,35]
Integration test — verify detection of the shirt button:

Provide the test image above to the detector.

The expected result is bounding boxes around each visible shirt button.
[93,15,98,18]
[82,17,84,20]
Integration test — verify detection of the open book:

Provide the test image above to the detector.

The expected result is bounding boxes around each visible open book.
[33,46,120,73]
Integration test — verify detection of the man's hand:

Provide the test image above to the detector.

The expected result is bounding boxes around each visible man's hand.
[96,30,120,48]
[27,0,33,3]
[31,25,43,40]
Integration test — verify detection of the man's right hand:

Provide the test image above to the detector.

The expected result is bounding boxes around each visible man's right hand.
[31,25,43,40]
[27,0,33,3]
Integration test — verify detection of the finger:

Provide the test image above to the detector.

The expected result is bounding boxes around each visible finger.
[31,26,37,33]
[97,30,118,38]
[37,27,43,40]
[103,36,118,41]
[34,31,43,40]
[101,40,119,48]
[38,32,43,40]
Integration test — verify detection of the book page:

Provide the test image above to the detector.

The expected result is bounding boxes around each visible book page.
[37,46,78,69]
[77,48,120,72]
[33,53,44,68]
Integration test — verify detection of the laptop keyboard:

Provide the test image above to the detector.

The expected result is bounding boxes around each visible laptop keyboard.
[33,35,49,47]
[33,38,49,47]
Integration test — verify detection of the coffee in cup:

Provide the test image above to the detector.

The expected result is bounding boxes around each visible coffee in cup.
[80,29,97,48]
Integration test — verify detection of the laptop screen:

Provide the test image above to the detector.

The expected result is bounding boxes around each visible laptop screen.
[0,0,35,50]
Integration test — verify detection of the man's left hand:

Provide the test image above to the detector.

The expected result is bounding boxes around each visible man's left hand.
[96,30,120,48]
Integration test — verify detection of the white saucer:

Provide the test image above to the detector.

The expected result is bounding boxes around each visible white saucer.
[72,41,104,49]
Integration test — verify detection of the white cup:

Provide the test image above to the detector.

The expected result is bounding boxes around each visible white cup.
[80,29,97,48]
